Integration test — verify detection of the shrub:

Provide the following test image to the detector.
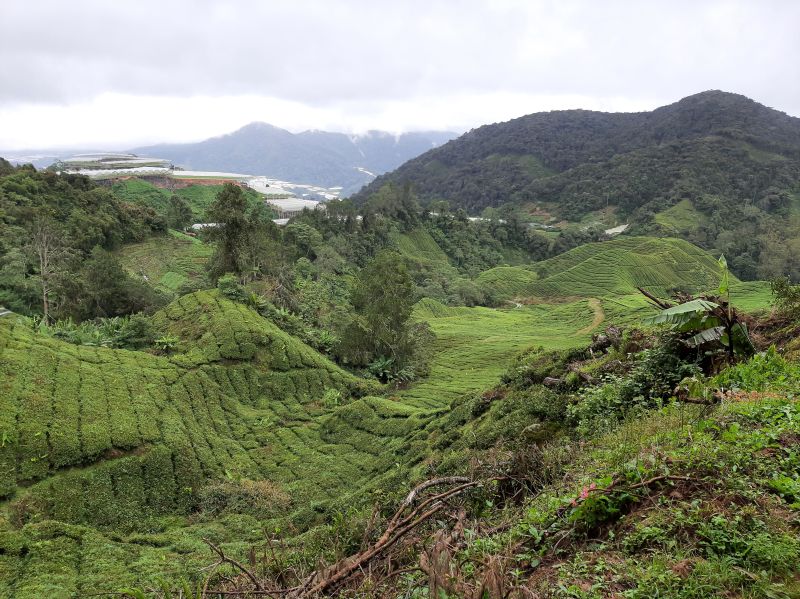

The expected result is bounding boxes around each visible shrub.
[771,276,800,317]
[217,273,247,301]
[713,346,800,392]
[197,478,290,519]
[569,334,701,436]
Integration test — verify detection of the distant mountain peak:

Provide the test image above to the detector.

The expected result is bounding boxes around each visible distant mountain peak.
[129,126,458,195]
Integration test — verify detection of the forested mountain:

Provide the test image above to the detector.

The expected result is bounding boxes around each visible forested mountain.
[354,91,800,279]
[356,91,800,209]
[131,124,456,194]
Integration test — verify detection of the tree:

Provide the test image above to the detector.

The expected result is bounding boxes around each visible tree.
[335,251,432,381]
[166,194,193,230]
[206,183,251,280]
[285,222,323,259]
[28,215,68,323]
[78,246,162,318]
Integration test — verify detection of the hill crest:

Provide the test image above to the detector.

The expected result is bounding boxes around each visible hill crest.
[353,90,800,214]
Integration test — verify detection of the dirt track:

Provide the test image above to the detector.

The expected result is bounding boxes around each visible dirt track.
[578,298,604,334]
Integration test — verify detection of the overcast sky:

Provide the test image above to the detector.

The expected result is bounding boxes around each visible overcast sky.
[1,0,798,150]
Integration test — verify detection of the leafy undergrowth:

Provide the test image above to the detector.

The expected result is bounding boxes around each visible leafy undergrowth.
[281,350,800,598]
[374,398,793,599]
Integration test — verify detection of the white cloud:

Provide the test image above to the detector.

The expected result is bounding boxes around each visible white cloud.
[0,0,797,149]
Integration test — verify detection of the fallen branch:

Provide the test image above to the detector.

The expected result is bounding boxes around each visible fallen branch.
[288,477,484,597]
[204,538,264,592]
[637,287,673,309]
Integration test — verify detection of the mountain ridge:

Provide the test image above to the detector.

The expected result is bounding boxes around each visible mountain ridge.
[130,123,458,195]
[354,90,800,208]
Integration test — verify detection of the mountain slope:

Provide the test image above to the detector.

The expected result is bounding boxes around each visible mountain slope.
[131,124,456,195]
[354,90,800,214]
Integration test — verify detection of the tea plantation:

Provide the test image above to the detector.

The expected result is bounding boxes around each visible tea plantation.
[0,240,779,596]
[116,230,213,294]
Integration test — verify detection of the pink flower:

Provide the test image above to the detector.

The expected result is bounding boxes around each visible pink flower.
[579,483,597,500]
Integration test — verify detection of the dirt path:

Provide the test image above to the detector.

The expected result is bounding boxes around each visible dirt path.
[578,298,604,334]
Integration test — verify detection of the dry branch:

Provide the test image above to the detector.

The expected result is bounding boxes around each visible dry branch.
[204,538,264,592]
[637,286,673,309]
[287,477,483,597]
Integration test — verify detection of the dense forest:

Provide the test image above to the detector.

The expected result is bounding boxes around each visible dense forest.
[0,160,166,320]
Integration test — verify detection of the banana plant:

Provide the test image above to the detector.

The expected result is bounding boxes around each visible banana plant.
[642,256,754,362]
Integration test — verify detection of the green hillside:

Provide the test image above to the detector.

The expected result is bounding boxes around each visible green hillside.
[528,236,725,298]
[116,230,213,293]
[0,291,411,595]
[0,235,783,596]
[0,285,618,594]
[471,238,773,314]
[111,178,266,221]
[355,91,800,215]
[474,265,539,301]
[391,228,451,265]
[403,298,606,409]
[0,158,784,596]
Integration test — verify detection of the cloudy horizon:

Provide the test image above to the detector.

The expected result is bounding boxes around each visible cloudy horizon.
[1,0,798,151]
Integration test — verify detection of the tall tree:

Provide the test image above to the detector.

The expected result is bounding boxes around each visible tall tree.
[29,215,68,323]
[335,250,432,379]
[206,183,251,279]
[166,194,193,230]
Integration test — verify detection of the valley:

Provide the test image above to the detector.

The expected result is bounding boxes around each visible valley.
[1,91,799,598]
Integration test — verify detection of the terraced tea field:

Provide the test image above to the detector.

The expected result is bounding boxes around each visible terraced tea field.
[0,292,424,596]
[529,237,726,298]
[116,230,213,293]
[0,236,777,596]
[475,266,539,301]
[403,298,609,409]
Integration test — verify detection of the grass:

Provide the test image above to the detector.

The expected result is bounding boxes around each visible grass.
[453,393,800,597]
[355,347,800,598]
[116,230,213,293]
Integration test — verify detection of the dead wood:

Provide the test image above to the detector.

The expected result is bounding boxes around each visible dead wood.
[637,287,673,309]
[284,477,483,597]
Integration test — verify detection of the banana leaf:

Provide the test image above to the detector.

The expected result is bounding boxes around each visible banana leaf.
[730,321,755,356]
[685,326,725,348]
[643,299,719,327]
